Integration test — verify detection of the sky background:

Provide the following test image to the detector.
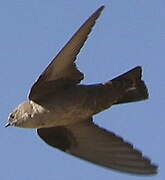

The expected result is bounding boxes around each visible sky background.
[0,0,164,180]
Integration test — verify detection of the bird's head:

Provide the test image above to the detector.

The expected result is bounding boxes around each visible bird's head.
[6,101,35,128]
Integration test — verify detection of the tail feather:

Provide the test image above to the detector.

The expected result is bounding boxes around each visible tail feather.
[111,66,149,105]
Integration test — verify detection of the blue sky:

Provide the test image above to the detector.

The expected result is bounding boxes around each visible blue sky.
[0,0,164,180]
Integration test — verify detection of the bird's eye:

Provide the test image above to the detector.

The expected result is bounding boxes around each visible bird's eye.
[10,114,15,119]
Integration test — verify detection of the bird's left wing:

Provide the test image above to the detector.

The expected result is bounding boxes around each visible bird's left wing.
[37,119,157,175]
[29,6,104,101]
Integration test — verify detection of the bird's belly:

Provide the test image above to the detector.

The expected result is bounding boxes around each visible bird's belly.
[32,100,92,128]
[31,84,111,128]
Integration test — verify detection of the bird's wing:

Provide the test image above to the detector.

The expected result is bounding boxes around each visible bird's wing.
[37,119,157,175]
[29,6,104,101]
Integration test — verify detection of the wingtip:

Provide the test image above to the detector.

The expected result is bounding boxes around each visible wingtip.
[99,5,105,10]
[97,5,105,13]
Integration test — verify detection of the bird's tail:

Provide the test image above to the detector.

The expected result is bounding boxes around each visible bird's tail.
[110,66,149,105]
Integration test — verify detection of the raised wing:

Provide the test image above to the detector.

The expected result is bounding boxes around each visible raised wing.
[29,6,104,101]
[37,119,157,175]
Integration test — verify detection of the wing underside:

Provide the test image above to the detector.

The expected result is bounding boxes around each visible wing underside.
[37,120,157,175]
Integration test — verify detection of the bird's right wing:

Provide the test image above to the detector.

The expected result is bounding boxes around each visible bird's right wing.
[29,6,104,101]
[37,119,157,175]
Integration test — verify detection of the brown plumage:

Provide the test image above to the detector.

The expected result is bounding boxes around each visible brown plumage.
[7,6,157,175]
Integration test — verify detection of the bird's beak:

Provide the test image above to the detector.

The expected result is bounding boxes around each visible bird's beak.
[5,122,10,128]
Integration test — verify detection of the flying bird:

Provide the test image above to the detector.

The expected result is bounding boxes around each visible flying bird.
[6,6,157,175]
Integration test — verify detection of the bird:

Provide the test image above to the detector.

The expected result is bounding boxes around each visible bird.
[6,6,158,175]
